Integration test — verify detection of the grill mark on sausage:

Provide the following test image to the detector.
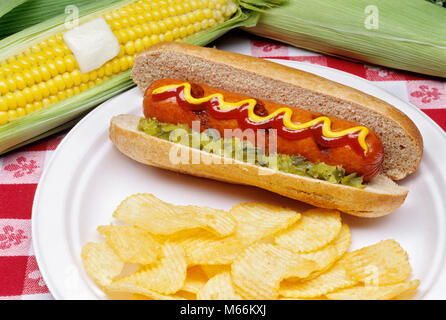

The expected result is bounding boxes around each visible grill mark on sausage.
[192,110,210,128]
[190,83,204,99]
[254,100,268,117]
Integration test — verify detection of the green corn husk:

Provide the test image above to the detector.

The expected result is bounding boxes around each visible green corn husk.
[0,0,284,154]
[245,0,446,78]
[0,0,27,19]
[0,0,125,39]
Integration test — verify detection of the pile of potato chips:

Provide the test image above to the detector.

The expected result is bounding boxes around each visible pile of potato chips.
[81,194,419,300]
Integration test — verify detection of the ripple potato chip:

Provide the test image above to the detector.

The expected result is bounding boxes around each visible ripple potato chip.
[180,232,247,265]
[113,193,236,236]
[326,280,420,300]
[201,265,232,279]
[181,266,209,294]
[341,239,412,286]
[229,202,300,242]
[197,272,242,300]
[274,208,342,253]
[97,224,161,265]
[109,242,187,294]
[301,224,351,279]
[81,242,124,287]
[280,262,357,298]
[107,282,182,300]
[231,243,317,300]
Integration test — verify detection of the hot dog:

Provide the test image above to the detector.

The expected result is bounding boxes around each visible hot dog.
[143,79,384,181]
[109,42,423,217]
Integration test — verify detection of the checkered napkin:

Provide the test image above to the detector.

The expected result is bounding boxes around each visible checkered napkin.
[0,32,444,300]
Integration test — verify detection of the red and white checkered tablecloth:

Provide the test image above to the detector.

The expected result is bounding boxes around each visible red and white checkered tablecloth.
[0,32,445,300]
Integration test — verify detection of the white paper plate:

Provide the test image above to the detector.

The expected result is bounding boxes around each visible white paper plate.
[32,59,446,300]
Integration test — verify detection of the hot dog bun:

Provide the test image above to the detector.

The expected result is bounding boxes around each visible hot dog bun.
[131,42,423,180]
[110,114,408,218]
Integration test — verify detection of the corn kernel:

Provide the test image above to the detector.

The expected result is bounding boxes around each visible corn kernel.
[118,29,129,43]
[38,82,50,98]
[129,16,138,26]
[9,61,22,73]
[141,23,152,37]
[186,24,195,35]
[134,26,144,39]
[117,57,127,71]
[172,28,181,39]
[71,70,82,86]
[25,103,34,114]
[136,14,146,24]
[34,53,46,66]
[42,98,51,107]
[16,107,26,117]
[47,79,58,95]
[30,68,43,83]
[34,101,43,110]
[39,65,51,81]
[149,22,160,35]
[80,72,90,84]
[144,11,153,22]
[53,45,65,57]
[66,88,75,98]
[120,18,130,28]
[15,91,26,108]
[8,110,17,121]
[0,111,8,125]
[152,10,161,21]
[126,55,134,67]
[62,72,74,89]
[14,74,27,90]
[49,95,58,104]
[1,65,13,78]
[96,66,105,78]
[164,31,173,42]
[104,63,113,76]
[64,56,76,72]
[6,77,17,91]
[22,87,34,103]
[0,97,7,111]
[0,79,8,95]
[127,28,137,41]
[112,59,121,73]
[22,71,35,87]
[150,34,160,44]
[134,38,144,52]
[54,75,66,91]
[47,61,59,77]
[73,86,81,95]
[125,41,135,55]
[54,58,66,73]
[31,85,43,101]
[57,91,67,101]
[5,92,17,109]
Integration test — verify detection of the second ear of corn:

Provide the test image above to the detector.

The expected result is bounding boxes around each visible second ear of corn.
[0,0,282,153]
[244,0,446,78]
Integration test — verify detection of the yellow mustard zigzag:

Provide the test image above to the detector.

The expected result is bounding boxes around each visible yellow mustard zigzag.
[152,82,370,152]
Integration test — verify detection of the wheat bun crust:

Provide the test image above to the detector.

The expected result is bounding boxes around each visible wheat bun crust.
[110,114,408,218]
[131,42,423,181]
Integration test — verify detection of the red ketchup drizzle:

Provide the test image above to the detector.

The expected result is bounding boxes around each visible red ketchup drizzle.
[152,85,367,156]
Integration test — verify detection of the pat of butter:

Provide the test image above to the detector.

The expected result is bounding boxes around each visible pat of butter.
[63,17,120,73]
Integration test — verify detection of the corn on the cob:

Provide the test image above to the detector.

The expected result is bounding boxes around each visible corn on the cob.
[245,0,446,78]
[0,0,282,153]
